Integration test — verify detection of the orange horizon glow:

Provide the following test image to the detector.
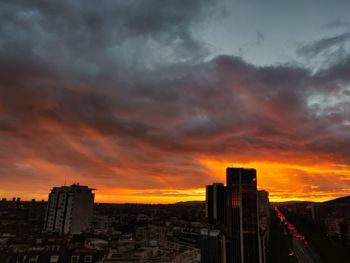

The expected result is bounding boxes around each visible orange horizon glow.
[2,159,349,204]
[1,187,347,204]
[2,0,350,210]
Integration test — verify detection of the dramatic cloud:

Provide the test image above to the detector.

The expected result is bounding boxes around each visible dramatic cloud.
[297,33,350,57]
[297,32,350,69]
[0,0,349,202]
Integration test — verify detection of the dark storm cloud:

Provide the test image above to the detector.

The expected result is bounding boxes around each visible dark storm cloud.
[0,0,216,80]
[0,0,350,196]
[296,32,350,63]
[0,0,219,189]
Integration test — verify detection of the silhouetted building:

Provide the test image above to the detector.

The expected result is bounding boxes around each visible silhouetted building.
[200,229,227,263]
[226,168,261,263]
[44,184,95,235]
[206,183,226,225]
[340,219,350,244]
[258,190,270,263]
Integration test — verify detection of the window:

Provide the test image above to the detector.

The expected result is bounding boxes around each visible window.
[84,255,93,263]
[50,255,59,263]
[16,256,26,263]
[29,256,39,263]
[71,255,80,263]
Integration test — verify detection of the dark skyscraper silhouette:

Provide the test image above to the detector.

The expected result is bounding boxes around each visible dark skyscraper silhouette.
[206,183,226,225]
[226,168,261,263]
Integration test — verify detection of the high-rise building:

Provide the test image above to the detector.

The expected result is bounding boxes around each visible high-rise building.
[258,190,270,263]
[206,183,226,225]
[44,184,95,235]
[200,229,227,263]
[226,168,261,263]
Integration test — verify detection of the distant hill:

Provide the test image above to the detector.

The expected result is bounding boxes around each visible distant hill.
[271,200,319,206]
[272,195,350,206]
[322,195,350,205]
[174,201,205,206]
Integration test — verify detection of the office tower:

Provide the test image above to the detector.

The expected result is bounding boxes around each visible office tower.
[200,229,227,263]
[44,184,95,235]
[206,183,226,225]
[226,168,261,263]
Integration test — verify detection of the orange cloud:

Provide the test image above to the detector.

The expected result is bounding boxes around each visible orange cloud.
[1,12,350,204]
[200,159,350,202]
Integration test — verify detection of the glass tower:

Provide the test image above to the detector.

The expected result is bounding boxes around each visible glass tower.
[226,168,261,263]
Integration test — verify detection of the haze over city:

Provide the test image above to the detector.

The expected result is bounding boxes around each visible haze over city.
[1,0,350,203]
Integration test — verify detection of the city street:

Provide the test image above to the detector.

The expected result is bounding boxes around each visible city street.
[293,238,321,263]
[276,208,322,263]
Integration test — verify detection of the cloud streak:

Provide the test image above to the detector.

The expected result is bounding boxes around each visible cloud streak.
[0,0,349,202]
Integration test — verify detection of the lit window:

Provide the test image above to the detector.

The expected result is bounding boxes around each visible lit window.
[50,255,59,263]
[29,256,39,263]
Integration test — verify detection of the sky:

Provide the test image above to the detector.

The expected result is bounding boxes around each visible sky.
[0,0,350,203]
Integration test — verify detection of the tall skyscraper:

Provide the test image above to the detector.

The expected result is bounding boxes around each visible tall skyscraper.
[206,183,226,225]
[44,184,95,235]
[226,168,261,263]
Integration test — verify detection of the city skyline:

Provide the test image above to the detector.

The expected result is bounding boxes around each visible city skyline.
[1,176,349,262]
[1,0,350,203]
[2,172,349,205]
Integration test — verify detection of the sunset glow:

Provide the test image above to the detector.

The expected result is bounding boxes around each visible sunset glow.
[1,0,350,204]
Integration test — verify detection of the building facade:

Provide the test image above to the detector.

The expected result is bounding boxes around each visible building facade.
[226,168,261,263]
[44,184,95,235]
[257,190,270,263]
[200,229,227,263]
[206,183,226,226]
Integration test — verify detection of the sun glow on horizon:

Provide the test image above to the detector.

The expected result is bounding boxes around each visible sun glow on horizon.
[199,159,350,203]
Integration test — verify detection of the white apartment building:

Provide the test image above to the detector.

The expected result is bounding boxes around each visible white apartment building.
[43,184,95,235]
